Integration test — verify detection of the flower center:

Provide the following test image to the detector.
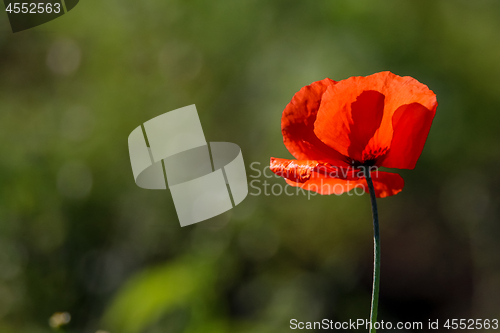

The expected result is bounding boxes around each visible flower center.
[350,159,377,169]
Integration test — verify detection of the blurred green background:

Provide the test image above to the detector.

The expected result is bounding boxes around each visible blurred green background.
[1,0,500,332]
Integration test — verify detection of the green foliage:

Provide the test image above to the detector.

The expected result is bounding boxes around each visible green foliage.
[103,256,216,333]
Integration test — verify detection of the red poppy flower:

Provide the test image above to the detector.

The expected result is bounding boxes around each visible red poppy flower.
[270,71,438,198]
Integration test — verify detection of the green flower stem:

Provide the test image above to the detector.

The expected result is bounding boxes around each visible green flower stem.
[365,167,380,333]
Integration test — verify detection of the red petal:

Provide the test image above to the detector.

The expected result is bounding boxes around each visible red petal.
[281,78,349,166]
[379,102,437,169]
[313,71,437,163]
[370,171,405,198]
[271,157,366,182]
[314,89,385,162]
[285,170,404,198]
[285,176,364,195]
[270,158,321,183]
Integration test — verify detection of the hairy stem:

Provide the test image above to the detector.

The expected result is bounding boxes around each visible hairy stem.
[365,168,380,333]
